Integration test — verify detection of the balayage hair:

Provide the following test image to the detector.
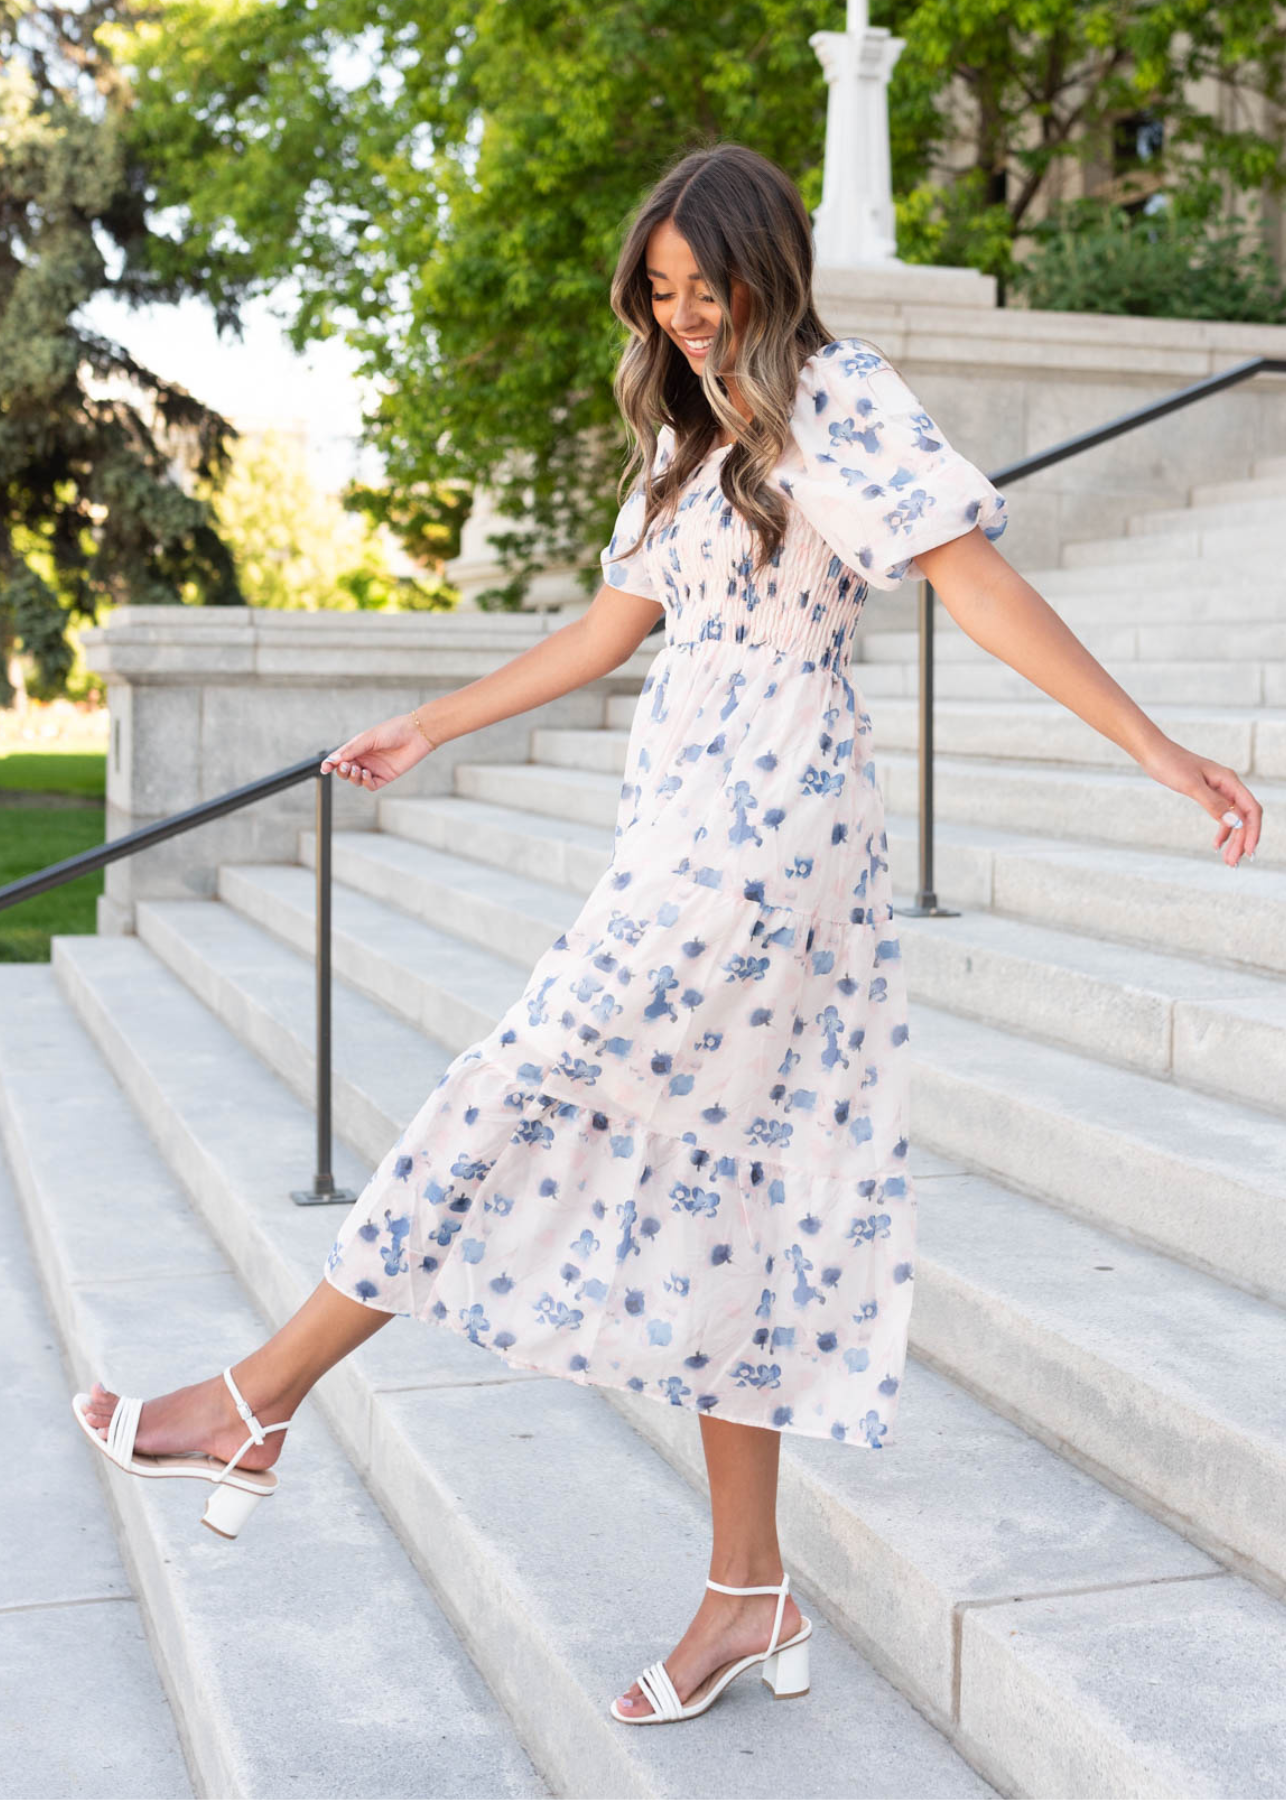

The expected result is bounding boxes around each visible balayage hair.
[607,140,895,577]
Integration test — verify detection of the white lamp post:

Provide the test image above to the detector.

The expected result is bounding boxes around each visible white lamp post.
[809,0,908,269]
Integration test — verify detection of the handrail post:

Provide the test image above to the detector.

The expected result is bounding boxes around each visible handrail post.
[292,771,357,1206]
[898,577,957,919]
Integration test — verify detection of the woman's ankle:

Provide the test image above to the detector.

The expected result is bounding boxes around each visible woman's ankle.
[707,1549,786,1589]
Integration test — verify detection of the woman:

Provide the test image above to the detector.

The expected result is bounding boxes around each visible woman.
[73,141,1261,1727]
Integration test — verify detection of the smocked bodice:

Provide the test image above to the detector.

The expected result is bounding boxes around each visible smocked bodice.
[650,445,869,669]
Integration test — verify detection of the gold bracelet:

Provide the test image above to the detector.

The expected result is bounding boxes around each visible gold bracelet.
[410,707,438,751]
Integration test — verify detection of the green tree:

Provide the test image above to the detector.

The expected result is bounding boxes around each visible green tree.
[0,0,246,707]
[112,0,1286,600]
[884,0,1286,286]
[199,427,455,611]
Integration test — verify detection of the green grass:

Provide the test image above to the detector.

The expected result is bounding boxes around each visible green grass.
[0,808,105,961]
[0,750,107,798]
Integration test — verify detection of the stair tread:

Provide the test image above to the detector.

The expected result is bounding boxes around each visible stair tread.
[381,792,611,851]
[322,828,586,928]
[0,965,543,1800]
[910,1001,1286,1187]
[914,1152,1286,1436]
[222,861,538,996]
[0,1139,193,1800]
[894,898,1283,1009]
[137,896,452,1124]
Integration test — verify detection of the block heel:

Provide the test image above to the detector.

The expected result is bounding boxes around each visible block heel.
[761,1633,810,1697]
[201,1476,273,1539]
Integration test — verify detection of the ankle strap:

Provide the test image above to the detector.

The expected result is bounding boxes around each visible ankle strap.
[706,1573,789,1597]
[706,1571,790,1657]
[223,1365,266,1445]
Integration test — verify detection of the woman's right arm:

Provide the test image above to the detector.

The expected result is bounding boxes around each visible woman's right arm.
[321,586,664,791]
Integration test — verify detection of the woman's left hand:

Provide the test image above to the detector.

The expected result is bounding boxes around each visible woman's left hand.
[1137,737,1262,867]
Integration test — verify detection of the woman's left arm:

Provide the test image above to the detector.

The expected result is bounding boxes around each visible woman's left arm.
[915,528,1262,868]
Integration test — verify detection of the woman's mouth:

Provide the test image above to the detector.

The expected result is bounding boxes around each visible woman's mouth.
[679,334,715,356]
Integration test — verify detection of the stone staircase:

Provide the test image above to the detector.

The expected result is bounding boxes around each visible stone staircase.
[4,457,1286,1798]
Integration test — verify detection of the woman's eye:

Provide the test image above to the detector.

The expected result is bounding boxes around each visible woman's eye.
[652,292,673,302]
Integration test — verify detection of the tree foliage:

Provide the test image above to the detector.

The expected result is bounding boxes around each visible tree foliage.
[0,0,248,707]
[74,0,1286,601]
[199,427,456,611]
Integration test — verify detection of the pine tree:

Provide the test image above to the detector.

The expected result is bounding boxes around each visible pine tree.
[0,0,244,706]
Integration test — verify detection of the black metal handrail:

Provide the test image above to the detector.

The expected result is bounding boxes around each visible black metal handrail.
[902,352,1286,916]
[0,750,355,1207]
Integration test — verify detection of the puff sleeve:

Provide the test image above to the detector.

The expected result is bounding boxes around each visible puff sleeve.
[781,340,1009,591]
[599,426,675,600]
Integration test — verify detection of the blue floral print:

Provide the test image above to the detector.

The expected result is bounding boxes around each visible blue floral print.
[323,338,1008,1448]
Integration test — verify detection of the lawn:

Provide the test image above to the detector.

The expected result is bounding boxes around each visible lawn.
[0,750,107,961]
[0,751,107,798]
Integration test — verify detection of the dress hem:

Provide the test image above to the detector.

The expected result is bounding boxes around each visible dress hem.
[322,1262,897,1450]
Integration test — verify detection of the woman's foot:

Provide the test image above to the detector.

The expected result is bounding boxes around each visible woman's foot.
[79,1370,292,1474]
[615,1577,803,1718]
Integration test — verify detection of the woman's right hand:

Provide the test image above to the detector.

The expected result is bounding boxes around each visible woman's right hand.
[320,712,438,792]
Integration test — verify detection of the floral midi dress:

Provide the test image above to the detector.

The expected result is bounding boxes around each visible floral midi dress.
[323,336,1009,1449]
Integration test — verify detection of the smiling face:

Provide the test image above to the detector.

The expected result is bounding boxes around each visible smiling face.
[645,217,751,373]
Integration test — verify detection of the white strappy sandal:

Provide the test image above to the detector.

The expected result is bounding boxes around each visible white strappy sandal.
[71,1366,291,1539]
[610,1571,812,1724]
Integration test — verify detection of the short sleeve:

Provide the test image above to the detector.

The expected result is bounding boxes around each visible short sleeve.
[599,426,675,600]
[781,340,1008,591]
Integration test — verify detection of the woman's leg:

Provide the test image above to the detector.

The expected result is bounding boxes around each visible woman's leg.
[614,1413,803,1717]
[80,1277,393,1472]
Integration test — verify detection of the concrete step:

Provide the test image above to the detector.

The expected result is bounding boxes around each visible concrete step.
[218,860,529,1040]
[371,792,1286,979]
[878,750,1285,869]
[0,1146,194,1800]
[1009,552,1286,594]
[379,791,611,894]
[44,934,998,1800]
[1061,522,1286,569]
[1129,492,1286,536]
[589,698,1285,780]
[297,826,587,957]
[135,894,456,1159]
[908,1000,1286,1305]
[129,894,1286,1611]
[851,658,1286,708]
[893,898,1286,1115]
[0,965,544,1800]
[1190,474,1286,508]
[859,699,1284,778]
[888,814,1286,977]
[906,1148,1286,1597]
[1253,455,1286,481]
[379,793,608,897]
[861,620,1286,665]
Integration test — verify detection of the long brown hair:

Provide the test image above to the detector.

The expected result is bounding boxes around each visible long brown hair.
[608,141,889,575]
